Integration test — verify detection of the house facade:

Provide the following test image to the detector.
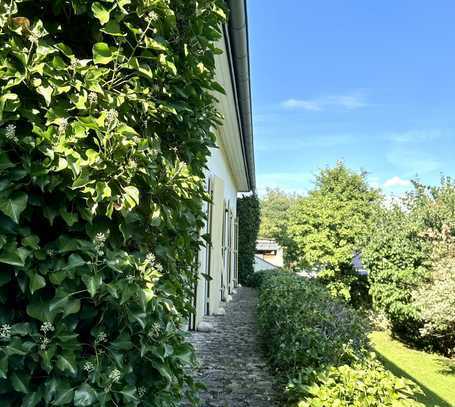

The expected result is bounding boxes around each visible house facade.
[190,0,255,330]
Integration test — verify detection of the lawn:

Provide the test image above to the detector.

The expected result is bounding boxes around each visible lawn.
[370,331,455,407]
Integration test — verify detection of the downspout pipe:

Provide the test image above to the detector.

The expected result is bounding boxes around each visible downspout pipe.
[227,0,256,191]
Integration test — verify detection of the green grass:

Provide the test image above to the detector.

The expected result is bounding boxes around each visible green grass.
[370,331,455,407]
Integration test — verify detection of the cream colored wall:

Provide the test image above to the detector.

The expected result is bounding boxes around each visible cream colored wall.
[192,29,248,329]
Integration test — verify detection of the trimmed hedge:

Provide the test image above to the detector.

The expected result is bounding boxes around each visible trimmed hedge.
[237,193,260,286]
[257,272,368,372]
[257,272,424,406]
[0,0,225,405]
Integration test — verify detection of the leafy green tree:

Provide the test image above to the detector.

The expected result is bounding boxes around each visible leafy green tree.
[259,188,299,267]
[288,162,381,300]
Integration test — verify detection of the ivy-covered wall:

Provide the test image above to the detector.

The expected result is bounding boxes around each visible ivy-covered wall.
[0,1,225,405]
[237,194,260,286]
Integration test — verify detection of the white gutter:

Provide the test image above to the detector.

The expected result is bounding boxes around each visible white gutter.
[227,0,256,191]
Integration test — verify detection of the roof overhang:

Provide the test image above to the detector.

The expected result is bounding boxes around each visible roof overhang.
[226,0,255,191]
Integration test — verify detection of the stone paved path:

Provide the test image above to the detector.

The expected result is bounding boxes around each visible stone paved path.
[187,287,281,406]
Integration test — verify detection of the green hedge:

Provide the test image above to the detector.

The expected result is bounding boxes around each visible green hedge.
[237,193,260,286]
[0,1,225,405]
[257,272,424,406]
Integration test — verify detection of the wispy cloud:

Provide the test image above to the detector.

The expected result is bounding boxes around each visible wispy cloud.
[383,176,412,188]
[386,129,444,144]
[386,149,441,176]
[282,92,367,111]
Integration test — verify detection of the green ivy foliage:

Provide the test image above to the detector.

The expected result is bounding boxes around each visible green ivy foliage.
[237,193,260,286]
[0,0,225,405]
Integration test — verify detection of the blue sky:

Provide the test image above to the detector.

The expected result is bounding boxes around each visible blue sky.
[248,0,455,195]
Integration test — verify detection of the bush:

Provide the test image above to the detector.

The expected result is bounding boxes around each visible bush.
[237,194,260,286]
[0,0,225,405]
[412,259,455,356]
[257,272,369,372]
[290,358,424,407]
[257,272,424,406]
[362,206,431,344]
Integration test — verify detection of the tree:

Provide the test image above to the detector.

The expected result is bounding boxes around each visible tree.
[288,162,382,300]
[259,188,299,267]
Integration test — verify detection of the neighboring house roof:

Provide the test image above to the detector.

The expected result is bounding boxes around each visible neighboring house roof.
[256,239,280,252]
[226,0,255,191]
[254,255,279,271]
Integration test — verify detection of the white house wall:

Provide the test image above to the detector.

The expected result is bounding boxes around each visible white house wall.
[192,28,248,330]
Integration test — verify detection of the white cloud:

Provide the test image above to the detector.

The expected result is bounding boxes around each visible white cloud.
[281,99,323,111]
[281,92,367,111]
[383,176,412,188]
[386,130,444,144]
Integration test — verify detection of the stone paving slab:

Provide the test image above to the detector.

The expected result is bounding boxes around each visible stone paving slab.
[187,287,281,406]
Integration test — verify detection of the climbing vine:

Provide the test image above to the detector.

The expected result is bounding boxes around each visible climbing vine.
[237,194,260,285]
[0,0,225,405]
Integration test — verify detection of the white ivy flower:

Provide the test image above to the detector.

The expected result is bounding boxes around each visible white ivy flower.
[148,11,159,22]
[96,331,107,344]
[148,322,161,338]
[40,321,54,335]
[83,361,95,373]
[88,92,98,105]
[5,124,16,139]
[0,324,12,339]
[104,109,118,129]
[46,248,56,257]
[145,253,156,264]
[109,368,121,383]
[138,386,146,398]
[58,118,68,135]
[40,336,50,350]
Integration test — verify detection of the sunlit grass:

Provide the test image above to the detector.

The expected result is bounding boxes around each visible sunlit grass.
[370,331,455,407]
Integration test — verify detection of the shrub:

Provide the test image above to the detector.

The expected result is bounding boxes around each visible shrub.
[257,272,424,406]
[0,0,225,405]
[362,206,431,343]
[257,272,369,373]
[290,358,424,407]
[237,194,260,286]
[412,259,455,356]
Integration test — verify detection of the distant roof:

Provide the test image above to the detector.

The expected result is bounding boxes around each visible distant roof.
[256,239,280,251]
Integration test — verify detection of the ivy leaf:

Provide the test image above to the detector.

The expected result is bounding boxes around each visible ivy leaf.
[74,384,97,406]
[29,272,46,294]
[0,355,8,379]
[11,371,30,393]
[0,192,28,223]
[123,186,139,208]
[21,391,42,407]
[0,245,29,267]
[57,354,77,376]
[37,85,53,106]
[0,270,11,287]
[82,274,102,297]
[93,43,113,65]
[101,20,124,36]
[91,2,110,25]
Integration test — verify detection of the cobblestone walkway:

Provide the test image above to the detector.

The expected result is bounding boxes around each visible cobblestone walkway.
[188,287,281,406]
